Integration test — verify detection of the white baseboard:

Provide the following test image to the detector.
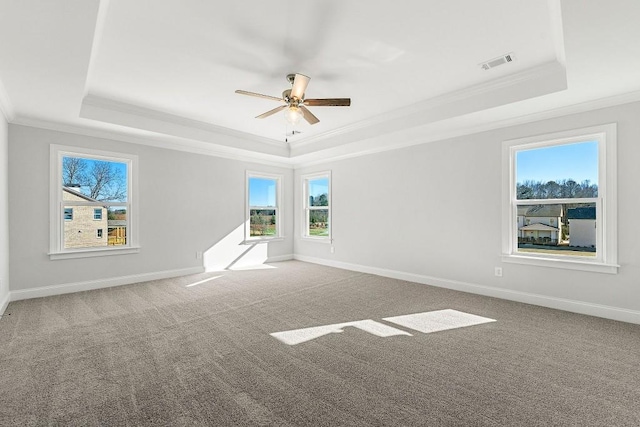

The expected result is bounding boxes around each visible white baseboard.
[9,266,205,302]
[0,290,9,316]
[268,253,294,263]
[294,255,640,325]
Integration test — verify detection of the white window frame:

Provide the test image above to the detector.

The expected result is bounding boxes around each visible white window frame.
[245,171,283,242]
[93,208,102,220]
[49,145,139,260]
[302,171,332,242]
[501,123,618,274]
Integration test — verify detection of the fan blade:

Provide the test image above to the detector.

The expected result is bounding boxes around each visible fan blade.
[300,106,319,125]
[256,105,287,119]
[304,98,351,107]
[235,90,283,103]
[290,74,310,100]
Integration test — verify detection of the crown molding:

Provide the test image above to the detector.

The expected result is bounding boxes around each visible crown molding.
[292,90,640,169]
[0,77,15,122]
[290,61,567,151]
[80,61,566,161]
[10,86,640,171]
[11,116,295,168]
[80,94,289,151]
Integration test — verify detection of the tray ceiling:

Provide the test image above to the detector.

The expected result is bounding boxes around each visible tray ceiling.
[1,1,639,165]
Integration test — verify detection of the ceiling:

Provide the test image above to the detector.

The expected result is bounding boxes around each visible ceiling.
[1,0,639,166]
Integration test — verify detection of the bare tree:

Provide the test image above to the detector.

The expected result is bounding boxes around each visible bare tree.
[517,179,598,200]
[62,157,88,186]
[62,157,126,201]
[87,161,126,201]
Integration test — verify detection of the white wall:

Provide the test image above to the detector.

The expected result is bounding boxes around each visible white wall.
[0,113,9,313]
[8,125,293,298]
[295,101,640,323]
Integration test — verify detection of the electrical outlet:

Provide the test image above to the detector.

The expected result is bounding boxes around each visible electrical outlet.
[494,267,503,277]
[330,246,335,254]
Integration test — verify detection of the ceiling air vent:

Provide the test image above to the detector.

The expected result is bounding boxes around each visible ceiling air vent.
[480,53,515,70]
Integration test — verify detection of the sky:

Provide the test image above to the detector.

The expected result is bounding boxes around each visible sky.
[309,177,328,200]
[516,140,598,184]
[249,177,328,207]
[249,177,276,207]
[63,156,128,200]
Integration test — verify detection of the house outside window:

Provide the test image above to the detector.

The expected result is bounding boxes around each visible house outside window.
[502,124,617,273]
[246,172,282,240]
[302,172,331,240]
[50,145,139,259]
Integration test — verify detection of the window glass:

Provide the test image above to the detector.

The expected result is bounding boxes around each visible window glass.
[61,156,128,250]
[516,141,598,199]
[514,141,598,258]
[516,202,596,257]
[503,124,617,273]
[51,145,136,258]
[309,178,329,206]
[249,209,277,237]
[62,156,128,202]
[304,174,331,239]
[247,173,281,239]
[107,207,128,246]
[248,177,276,207]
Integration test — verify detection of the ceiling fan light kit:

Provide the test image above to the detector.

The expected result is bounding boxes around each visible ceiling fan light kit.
[235,73,351,126]
[284,105,304,125]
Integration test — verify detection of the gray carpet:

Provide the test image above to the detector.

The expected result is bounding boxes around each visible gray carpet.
[1,260,639,426]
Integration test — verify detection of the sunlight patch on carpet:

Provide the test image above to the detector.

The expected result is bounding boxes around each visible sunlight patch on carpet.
[185,275,223,288]
[383,309,496,334]
[270,319,412,345]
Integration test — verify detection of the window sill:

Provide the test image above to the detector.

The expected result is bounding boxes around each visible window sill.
[242,237,285,245]
[501,253,619,274]
[49,246,140,260]
[301,236,332,243]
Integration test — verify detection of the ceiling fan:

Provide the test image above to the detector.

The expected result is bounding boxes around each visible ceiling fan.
[235,73,350,125]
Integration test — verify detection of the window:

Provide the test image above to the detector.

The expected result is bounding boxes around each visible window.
[246,172,282,240]
[502,124,617,273]
[303,172,331,240]
[50,145,139,259]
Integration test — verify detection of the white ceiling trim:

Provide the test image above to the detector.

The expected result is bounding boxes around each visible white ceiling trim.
[292,89,640,169]
[79,59,567,161]
[80,94,290,156]
[11,115,295,169]
[9,88,640,171]
[289,61,567,157]
[291,61,567,150]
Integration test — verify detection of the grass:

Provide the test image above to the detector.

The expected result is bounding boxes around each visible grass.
[518,248,596,257]
[250,225,276,236]
[309,228,328,236]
